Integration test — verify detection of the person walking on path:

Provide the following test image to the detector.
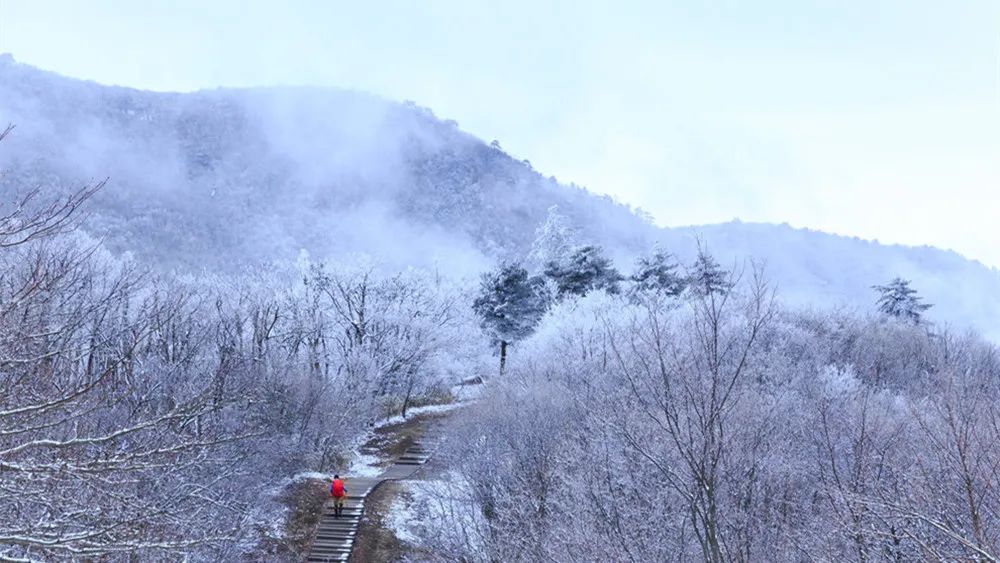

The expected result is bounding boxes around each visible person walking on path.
[330,475,347,518]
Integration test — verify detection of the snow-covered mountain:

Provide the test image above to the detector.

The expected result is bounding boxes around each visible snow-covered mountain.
[2,54,999,338]
[0,54,650,276]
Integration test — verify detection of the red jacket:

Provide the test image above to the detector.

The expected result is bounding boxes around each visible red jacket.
[331,479,346,498]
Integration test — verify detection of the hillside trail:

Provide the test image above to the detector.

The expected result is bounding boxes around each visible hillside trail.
[304,401,465,562]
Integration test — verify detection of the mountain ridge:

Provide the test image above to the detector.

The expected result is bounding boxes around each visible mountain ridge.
[2,55,999,338]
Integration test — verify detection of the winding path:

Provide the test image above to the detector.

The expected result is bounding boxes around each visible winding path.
[306,438,433,562]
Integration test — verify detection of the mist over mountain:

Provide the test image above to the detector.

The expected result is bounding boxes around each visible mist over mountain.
[2,54,999,338]
[0,54,651,274]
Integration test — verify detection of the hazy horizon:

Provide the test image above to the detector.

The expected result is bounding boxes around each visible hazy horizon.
[1,0,999,267]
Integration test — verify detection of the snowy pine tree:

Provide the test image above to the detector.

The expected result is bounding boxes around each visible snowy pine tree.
[687,247,733,297]
[472,262,549,375]
[873,277,932,323]
[544,244,623,299]
[527,205,578,272]
[631,245,686,298]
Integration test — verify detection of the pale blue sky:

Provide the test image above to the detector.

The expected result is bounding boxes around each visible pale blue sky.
[1,0,999,266]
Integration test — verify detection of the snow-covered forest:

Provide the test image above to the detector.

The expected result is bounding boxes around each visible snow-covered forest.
[428,261,1000,561]
[2,55,1000,561]
[0,134,482,558]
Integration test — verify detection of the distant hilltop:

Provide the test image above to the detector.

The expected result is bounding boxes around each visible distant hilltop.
[2,58,1000,338]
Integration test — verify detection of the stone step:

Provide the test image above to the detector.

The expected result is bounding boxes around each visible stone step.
[316,526,357,532]
[317,524,358,531]
[309,437,438,561]
[315,532,355,538]
[311,541,352,549]
[319,516,360,522]
[315,529,356,537]
[307,553,348,561]
[310,545,351,553]
[314,536,353,543]
[308,552,348,559]
[314,537,352,544]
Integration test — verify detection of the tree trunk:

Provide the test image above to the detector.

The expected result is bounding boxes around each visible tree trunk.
[401,379,413,418]
[499,340,508,376]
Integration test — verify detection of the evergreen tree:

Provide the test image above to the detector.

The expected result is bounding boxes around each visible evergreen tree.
[687,248,733,297]
[544,244,623,299]
[631,245,686,297]
[527,205,578,272]
[472,262,548,375]
[873,277,932,323]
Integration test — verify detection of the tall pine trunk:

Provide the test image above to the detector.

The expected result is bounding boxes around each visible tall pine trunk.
[499,340,508,376]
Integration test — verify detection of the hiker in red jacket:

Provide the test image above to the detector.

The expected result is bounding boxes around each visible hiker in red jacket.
[330,475,347,518]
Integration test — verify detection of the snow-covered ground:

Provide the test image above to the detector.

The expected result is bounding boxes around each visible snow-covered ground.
[385,484,422,545]
[287,471,335,483]
[354,391,482,475]
[347,450,384,478]
[373,402,466,430]
[385,474,485,553]
[296,391,481,482]
[385,481,439,546]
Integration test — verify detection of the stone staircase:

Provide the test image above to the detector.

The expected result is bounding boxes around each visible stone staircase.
[306,438,434,562]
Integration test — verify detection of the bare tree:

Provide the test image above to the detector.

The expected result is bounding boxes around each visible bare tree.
[608,265,774,562]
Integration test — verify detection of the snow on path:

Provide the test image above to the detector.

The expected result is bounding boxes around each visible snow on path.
[294,395,477,484]
[287,384,484,486]
[348,450,384,478]
[373,402,465,429]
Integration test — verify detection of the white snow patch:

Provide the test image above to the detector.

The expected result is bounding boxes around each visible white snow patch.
[385,483,421,544]
[374,402,464,429]
[290,471,333,482]
[268,471,333,495]
[386,474,485,551]
[348,450,384,478]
